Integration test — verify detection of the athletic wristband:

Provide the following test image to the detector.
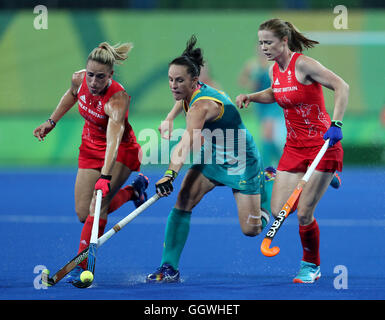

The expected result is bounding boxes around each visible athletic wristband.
[100,174,112,181]
[331,120,343,128]
[47,118,56,127]
[164,169,178,181]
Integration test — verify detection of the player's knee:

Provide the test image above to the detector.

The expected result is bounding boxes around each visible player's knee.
[77,214,87,223]
[242,226,262,237]
[241,220,262,237]
[75,205,89,223]
[240,212,263,236]
[176,187,197,210]
[297,214,313,226]
[297,206,314,226]
[177,188,189,205]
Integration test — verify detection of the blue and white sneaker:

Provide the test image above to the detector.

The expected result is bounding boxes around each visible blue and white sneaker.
[64,265,84,284]
[66,265,93,288]
[131,173,149,208]
[293,261,321,284]
[330,172,341,189]
[146,263,180,283]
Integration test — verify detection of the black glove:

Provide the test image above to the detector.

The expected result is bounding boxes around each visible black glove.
[155,177,174,195]
[155,169,178,196]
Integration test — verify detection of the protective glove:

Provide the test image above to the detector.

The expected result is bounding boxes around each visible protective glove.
[95,174,112,197]
[155,169,178,197]
[323,121,343,147]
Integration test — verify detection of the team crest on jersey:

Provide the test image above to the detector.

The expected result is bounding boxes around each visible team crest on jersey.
[274,78,280,85]
[287,70,292,83]
[239,180,247,186]
[96,101,103,112]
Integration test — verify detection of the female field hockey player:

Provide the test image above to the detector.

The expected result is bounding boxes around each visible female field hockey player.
[236,18,349,283]
[33,42,149,284]
[146,35,275,283]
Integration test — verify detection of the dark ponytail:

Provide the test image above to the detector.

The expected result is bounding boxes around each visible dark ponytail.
[170,35,204,78]
[259,18,319,52]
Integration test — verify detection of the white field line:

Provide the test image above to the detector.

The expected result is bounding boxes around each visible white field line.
[1,214,385,227]
[304,31,385,45]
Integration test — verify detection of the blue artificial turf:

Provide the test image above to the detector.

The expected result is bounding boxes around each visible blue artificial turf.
[1,167,384,301]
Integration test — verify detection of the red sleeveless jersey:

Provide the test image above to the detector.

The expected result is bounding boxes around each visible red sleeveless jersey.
[272,53,331,148]
[77,74,137,147]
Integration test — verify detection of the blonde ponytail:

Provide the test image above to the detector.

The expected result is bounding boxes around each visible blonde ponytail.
[88,42,133,67]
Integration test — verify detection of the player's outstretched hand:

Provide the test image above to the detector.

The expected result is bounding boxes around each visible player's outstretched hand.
[158,119,173,140]
[33,120,55,141]
[235,94,251,109]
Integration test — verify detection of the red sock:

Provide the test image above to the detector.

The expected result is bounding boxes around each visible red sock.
[108,186,135,214]
[77,215,107,269]
[299,219,320,266]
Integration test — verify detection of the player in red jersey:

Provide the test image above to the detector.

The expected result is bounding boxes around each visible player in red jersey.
[33,42,149,283]
[236,19,349,283]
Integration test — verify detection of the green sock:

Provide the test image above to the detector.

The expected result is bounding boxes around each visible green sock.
[161,208,192,270]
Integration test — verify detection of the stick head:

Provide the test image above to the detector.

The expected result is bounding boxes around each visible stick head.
[41,269,54,287]
[72,272,94,289]
[261,238,280,257]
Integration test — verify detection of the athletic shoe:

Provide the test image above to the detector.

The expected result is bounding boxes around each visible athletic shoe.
[132,173,149,208]
[261,209,270,230]
[264,166,276,182]
[330,172,341,189]
[146,263,180,283]
[293,261,321,284]
[64,265,84,283]
[66,266,94,288]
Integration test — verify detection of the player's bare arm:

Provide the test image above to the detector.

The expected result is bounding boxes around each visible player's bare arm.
[51,70,84,123]
[158,100,184,139]
[167,100,217,174]
[102,90,129,176]
[236,66,276,109]
[296,55,349,121]
[155,100,212,197]
[33,70,84,141]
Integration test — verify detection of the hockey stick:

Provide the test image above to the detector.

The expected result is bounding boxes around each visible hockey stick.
[71,189,103,288]
[260,139,330,257]
[87,189,103,274]
[42,194,160,286]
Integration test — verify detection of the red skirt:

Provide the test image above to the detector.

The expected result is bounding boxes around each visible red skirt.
[78,139,142,171]
[277,141,343,173]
